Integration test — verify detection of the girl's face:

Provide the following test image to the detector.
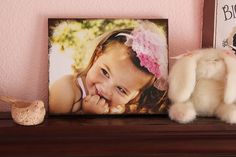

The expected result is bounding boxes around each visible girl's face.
[85,42,152,108]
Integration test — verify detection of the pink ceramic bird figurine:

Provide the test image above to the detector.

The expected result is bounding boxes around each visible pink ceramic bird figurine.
[0,96,46,126]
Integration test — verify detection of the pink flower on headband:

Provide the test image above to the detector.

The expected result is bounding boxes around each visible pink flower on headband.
[137,53,161,77]
[117,21,168,82]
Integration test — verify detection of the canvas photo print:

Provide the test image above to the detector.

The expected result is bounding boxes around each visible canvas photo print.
[214,0,236,53]
[48,19,169,115]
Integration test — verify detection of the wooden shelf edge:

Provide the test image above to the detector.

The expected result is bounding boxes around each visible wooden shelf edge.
[1,112,236,156]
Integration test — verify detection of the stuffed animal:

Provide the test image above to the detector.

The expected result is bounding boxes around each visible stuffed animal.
[168,48,236,124]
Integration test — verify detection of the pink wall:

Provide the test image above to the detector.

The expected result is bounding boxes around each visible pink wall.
[0,0,204,111]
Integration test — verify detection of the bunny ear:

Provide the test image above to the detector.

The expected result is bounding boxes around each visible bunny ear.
[222,52,236,104]
[170,50,194,60]
[168,55,198,103]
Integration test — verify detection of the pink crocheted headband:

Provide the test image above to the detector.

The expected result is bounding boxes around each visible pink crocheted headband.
[116,21,168,89]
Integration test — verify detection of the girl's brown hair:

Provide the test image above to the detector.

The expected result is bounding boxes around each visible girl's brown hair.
[75,29,167,113]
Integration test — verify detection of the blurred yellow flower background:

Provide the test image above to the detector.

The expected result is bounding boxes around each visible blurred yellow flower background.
[49,19,138,72]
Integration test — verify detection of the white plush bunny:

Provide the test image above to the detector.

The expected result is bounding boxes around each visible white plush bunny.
[168,48,236,124]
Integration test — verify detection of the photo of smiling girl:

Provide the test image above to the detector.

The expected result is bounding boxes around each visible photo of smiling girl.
[49,19,168,115]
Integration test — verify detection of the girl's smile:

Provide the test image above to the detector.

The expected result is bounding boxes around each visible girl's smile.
[95,85,110,103]
[85,41,153,108]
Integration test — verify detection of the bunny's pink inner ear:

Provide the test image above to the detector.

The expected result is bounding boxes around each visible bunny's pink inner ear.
[224,51,236,57]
